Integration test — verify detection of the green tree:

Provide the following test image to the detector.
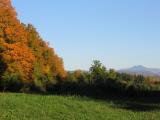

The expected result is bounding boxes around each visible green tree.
[108,69,117,80]
[89,60,107,85]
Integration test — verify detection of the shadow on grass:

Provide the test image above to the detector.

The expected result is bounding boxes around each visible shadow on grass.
[45,83,160,112]
[114,102,160,112]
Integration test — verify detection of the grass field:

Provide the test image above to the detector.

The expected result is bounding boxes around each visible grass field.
[0,93,159,120]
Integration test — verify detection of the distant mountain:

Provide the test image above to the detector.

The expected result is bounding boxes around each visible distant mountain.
[118,65,160,77]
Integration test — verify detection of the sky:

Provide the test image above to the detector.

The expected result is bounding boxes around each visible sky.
[12,0,160,70]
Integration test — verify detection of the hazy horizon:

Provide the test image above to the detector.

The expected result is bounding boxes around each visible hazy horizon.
[13,0,160,70]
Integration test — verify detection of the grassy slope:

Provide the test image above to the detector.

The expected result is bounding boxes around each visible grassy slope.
[0,93,159,120]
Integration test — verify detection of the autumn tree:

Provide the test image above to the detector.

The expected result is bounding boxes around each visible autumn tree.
[0,0,66,91]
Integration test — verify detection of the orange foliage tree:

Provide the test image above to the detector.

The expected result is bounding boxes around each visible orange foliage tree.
[0,0,66,91]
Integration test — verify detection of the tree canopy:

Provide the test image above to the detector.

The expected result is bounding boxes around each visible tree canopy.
[0,0,66,91]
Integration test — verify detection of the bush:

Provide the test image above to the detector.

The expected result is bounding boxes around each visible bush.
[1,72,23,92]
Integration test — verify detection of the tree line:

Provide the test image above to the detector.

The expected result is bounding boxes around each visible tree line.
[62,60,160,93]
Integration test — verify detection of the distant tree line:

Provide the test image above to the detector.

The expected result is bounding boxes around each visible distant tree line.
[51,60,160,97]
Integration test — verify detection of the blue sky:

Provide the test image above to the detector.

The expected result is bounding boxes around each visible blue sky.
[13,0,160,70]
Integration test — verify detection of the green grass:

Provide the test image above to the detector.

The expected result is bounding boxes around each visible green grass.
[0,93,159,120]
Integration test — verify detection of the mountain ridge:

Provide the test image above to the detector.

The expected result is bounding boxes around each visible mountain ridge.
[118,65,160,77]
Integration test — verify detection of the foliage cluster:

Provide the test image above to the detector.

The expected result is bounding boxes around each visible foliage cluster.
[0,0,66,92]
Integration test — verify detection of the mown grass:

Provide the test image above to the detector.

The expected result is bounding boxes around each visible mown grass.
[0,93,159,120]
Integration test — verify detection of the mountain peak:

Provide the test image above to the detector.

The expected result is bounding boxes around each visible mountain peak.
[118,65,160,76]
[131,65,146,69]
